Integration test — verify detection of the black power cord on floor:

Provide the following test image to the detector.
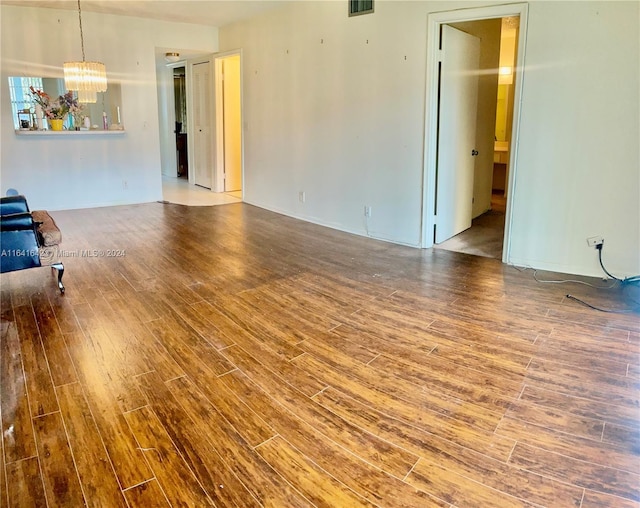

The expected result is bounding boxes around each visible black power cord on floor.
[565,293,637,314]
[596,243,640,284]
[566,293,617,312]
[565,243,640,314]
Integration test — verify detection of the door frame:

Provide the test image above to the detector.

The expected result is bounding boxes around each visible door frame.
[213,49,244,194]
[421,3,529,263]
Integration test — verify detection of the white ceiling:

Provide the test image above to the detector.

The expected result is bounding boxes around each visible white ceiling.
[0,0,287,27]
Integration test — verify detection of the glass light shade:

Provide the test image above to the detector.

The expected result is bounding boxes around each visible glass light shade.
[76,89,97,103]
[165,52,180,63]
[63,61,107,93]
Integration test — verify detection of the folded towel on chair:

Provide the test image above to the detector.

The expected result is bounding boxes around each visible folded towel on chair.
[32,210,62,247]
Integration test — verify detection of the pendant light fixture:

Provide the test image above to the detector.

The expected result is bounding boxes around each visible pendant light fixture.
[63,0,107,103]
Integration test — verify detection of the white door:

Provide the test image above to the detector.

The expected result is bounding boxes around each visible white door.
[222,56,242,192]
[193,61,213,189]
[435,25,481,243]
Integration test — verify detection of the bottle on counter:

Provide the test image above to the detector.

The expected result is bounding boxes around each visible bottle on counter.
[102,112,108,130]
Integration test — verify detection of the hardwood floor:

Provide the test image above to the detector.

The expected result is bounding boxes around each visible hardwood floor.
[1,202,638,507]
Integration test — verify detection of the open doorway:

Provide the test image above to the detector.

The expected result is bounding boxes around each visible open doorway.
[435,16,519,259]
[159,51,244,200]
[493,17,519,203]
[174,66,188,179]
[422,4,528,263]
[214,52,243,198]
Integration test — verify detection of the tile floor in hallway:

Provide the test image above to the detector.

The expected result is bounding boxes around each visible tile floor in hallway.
[162,176,242,206]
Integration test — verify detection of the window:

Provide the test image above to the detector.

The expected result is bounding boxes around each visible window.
[349,0,374,17]
[8,77,44,129]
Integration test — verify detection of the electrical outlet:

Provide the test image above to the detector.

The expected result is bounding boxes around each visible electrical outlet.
[299,191,305,203]
[586,236,604,248]
[364,206,372,218]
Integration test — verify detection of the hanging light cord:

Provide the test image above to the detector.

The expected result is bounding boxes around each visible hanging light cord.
[76,0,86,62]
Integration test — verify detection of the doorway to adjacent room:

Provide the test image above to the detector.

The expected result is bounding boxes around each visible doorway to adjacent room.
[173,65,188,180]
[214,52,243,198]
[422,4,528,263]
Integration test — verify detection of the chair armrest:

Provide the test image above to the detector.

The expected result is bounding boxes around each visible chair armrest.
[0,212,41,273]
[0,195,30,216]
[0,212,37,231]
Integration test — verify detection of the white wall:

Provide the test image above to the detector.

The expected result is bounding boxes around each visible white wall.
[221,0,444,246]
[1,5,217,210]
[220,0,639,278]
[509,1,639,277]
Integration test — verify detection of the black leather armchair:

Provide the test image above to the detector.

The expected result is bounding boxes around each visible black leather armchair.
[0,195,65,293]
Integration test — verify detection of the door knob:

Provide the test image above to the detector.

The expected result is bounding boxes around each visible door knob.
[471,150,479,156]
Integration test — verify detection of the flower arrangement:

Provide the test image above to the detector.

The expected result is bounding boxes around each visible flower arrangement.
[30,86,83,120]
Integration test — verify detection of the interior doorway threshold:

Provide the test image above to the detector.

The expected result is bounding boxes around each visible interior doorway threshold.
[161,176,241,206]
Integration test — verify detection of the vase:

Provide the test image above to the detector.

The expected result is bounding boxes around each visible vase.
[35,104,44,130]
[49,119,63,131]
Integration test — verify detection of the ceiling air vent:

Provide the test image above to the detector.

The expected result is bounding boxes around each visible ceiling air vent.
[349,0,374,17]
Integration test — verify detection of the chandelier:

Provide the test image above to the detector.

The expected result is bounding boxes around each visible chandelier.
[63,0,107,103]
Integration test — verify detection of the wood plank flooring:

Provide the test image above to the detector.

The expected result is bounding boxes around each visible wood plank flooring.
[1,202,638,507]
